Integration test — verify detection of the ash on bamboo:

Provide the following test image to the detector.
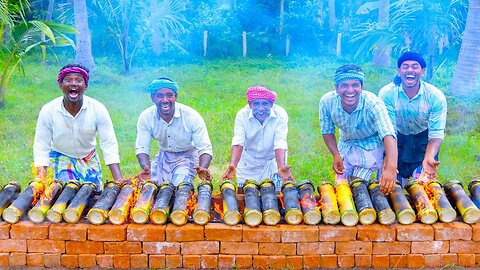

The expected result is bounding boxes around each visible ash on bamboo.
[0,182,21,218]
[444,180,480,224]
[425,180,456,223]
[389,183,416,224]
[150,182,175,225]
[193,181,213,225]
[350,178,376,225]
[281,181,302,225]
[46,180,80,223]
[317,181,340,225]
[220,180,241,225]
[298,180,321,225]
[2,181,45,224]
[242,180,262,227]
[368,181,395,225]
[170,181,194,226]
[28,181,63,223]
[405,179,438,224]
[259,179,280,226]
[87,181,122,225]
[335,179,359,226]
[131,181,158,224]
[63,182,96,223]
[108,183,135,225]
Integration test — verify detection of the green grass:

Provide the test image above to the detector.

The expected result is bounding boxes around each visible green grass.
[1,57,480,190]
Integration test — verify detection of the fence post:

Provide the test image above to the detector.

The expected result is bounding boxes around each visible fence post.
[203,30,208,57]
[285,34,290,57]
[336,32,342,57]
[242,31,247,57]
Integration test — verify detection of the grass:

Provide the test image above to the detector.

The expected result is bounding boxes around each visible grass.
[1,56,480,190]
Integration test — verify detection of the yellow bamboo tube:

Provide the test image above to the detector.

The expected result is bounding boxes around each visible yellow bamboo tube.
[220,180,242,225]
[389,184,416,225]
[46,180,80,223]
[350,179,376,225]
[87,181,122,225]
[405,179,438,224]
[28,181,63,223]
[259,179,280,226]
[0,182,21,217]
[281,181,303,225]
[170,181,195,226]
[131,181,158,224]
[335,179,359,226]
[192,181,213,225]
[108,183,135,225]
[63,182,96,223]
[318,181,340,225]
[444,180,480,224]
[150,182,175,225]
[425,180,456,223]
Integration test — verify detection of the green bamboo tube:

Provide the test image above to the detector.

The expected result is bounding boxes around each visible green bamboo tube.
[335,180,359,226]
[87,181,122,225]
[108,183,135,225]
[28,181,63,223]
[317,181,340,225]
[389,184,416,225]
[193,181,213,225]
[368,181,396,225]
[221,180,242,225]
[242,180,263,227]
[150,182,175,225]
[0,182,21,217]
[131,181,158,224]
[63,183,96,223]
[351,179,376,225]
[2,181,44,224]
[405,179,438,224]
[298,180,321,225]
[281,181,303,225]
[444,180,480,224]
[170,181,195,226]
[425,180,456,223]
[260,179,280,226]
[46,180,80,223]
[469,179,480,209]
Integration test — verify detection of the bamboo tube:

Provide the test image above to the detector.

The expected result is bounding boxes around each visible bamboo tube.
[368,181,396,225]
[405,179,438,224]
[2,181,44,224]
[193,181,213,225]
[425,180,456,223]
[444,180,480,224]
[150,182,175,225]
[63,183,96,223]
[131,181,158,224]
[87,181,122,225]
[317,181,340,225]
[298,180,321,225]
[260,179,280,226]
[389,184,416,225]
[242,180,262,227]
[108,183,135,225]
[28,181,63,223]
[220,180,241,225]
[350,179,376,225]
[46,180,80,223]
[468,179,480,209]
[281,181,302,225]
[335,180,359,226]
[171,181,194,226]
[0,182,21,217]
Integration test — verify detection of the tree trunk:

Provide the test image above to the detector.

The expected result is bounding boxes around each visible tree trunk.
[74,0,95,72]
[279,0,284,36]
[151,0,162,55]
[328,0,336,30]
[450,0,480,97]
[372,0,391,67]
[42,0,55,63]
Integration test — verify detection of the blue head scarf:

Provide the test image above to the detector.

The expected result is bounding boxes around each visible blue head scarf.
[147,78,179,94]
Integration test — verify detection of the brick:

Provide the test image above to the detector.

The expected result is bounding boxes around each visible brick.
[441,253,458,266]
[220,242,258,255]
[297,242,334,255]
[243,225,281,242]
[396,223,434,241]
[78,254,96,268]
[27,253,43,266]
[372,242,410,255]
[49,223,88,241]
[200,255,218,269]
[355,254,371,268]
[476,254,480,267]
[205,223,242,241]
[0,239,26,252]
[259,242,296,255]
[9,252,26,266]
[411,240,449,254]
[372,254,389,268]
[96,254,114,268]
[130,254,148,268]
[66,241,104,254]
[113,254,130,268]
[458,253,475,267]
[433,222,472,240]
[407,254,424,268]
[183,254,201,268]
[182,241,219,254]
[268,255,286,268]
[235,255,253,269]
[253,255,269,269]
[357,224,395,241]
[450,240,476,253]
[88,224,127,241]
[337,254,354,268]
[10,221,49,239]
[336,241,372,254]
[143,242,180,254]
[424,254,441,267]
[166,223,204,241]
[303,255,320,269]
[149,254,166,269]
[27,239,65,253]
[319,226,356,241]
[105,241,142,254]
[285,255,303,269]
[61,254,78,268]
[472,223,480,241]
[166,254,182,268]
[390,254,407,268]
[0,253,8,267]
[279,224,318,242]
[0,223,10,239]
[218,254,235,268]
[44,253,61,267]
[127,224,165,241]
[320,254,337,268]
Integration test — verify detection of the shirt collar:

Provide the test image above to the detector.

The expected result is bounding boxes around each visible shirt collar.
[399,81,425,100]
[337,92,365,113]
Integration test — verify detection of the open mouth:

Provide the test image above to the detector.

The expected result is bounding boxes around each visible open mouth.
[69,90,79,98]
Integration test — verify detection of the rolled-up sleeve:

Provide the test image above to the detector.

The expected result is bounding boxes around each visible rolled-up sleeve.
[428,94,447,140]
[319,97,335,134]
[231,111,246,147]
[191,113,213,157]
[33,106,53,167]
[135,111,153,156]
[371,100,396,140]
[273,110,288,150]
[96,105,120,165]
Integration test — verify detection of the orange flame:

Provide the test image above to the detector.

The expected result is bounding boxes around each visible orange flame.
[212,193,223,217]
[278,193,285,209]
[186,191,197,216]
[415,194,430,214]
[300,193,317,209]
[30,165,54,206]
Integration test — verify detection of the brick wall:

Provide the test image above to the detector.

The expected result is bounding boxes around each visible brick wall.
[0,220,479,268]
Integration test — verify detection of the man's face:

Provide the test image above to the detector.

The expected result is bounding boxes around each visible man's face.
[397,60,425,90]
[59,73,87,103]
[249,98,273,123]
[336,79,362,113]
[151,88,177,118]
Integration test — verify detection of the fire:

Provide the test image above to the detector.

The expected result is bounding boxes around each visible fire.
[300,193,317,209]
[415,194,430,214]
[186,191,197,216]
[278,193,285,209]
[212,193,223,217]
[30,164,54,206]
[316,196,322,211]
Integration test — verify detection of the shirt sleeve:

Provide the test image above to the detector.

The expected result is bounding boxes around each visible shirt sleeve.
[428,92,447,140]
[135,110,153,156]
[319,95,335,134]
[96,104,120,165]
[191,112,213,157]
[33,106,53,167]
[378,84,398,132]
[231,110,246,147]
[371,99,397,140]
[273,107,288,150]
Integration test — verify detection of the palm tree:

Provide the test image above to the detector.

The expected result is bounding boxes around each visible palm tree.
[372,0,391,67]
[74,0,95,71]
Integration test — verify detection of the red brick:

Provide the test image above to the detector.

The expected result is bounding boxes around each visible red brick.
[105,241,142,254]
[9,252,26,266]
[357,224,395,241]
[0,223,10,239]
[253,255,269,269]
[297,242,334,255]
[458,253,475,267]
[320,254,337,268]
[279,224,318,242]
[441,253,458,266]
[78,254,96,268]
[0,253,8,267]
[472,223,480,241]
[127,224,165,241]
[235,255,253,269]
[259,242,296,255]
[433,222,472,240]
[336,241,372,254]
[372,242,410,254]
[220,241,258,255]
[166,254,182,268]
[61,254,78,268]
[450,240,477,253]
[96,254,114,268]
[183,254,201,268]
[200,255,218,269]
[0,239,26,252]
[27,239,65,253]
[355,254,371,268]
[10,221,49,239]
[337,254,354,268]
[411,240,449,254]
[143,241,180,254]
[424,254,441,267]
[130,254,148,268]
[44,253,61,267]
[243,225,281,242]
[268,255,286,268]
[303,255,320,269]
[182,241,219,254]
[476,254,480,267]
[390,254,407,268]
[49,223,88,241]
[166,223,204,241]
[149,254,166,268]
[66,241,104,254]
[407,254,424,268]
[319,226,357,241]
[396,223,434,241]
[218,254,235,268]
[88,224,127,241]
[372,254,389,268]
[205,223,242,241]
[113,254,130,268]
[27,253,43,266]
[285,255,303,269]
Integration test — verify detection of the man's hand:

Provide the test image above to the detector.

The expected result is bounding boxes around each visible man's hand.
[222,165,236,180]
[278,165,295,183]
[194,166,212,181]
[333,155,345,175]
[379,164,397,195]
[138,165,151,181]
[421,158,440,181]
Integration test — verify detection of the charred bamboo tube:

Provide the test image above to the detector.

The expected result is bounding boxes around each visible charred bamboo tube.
[425,180,456,223]
[46,180,80,223]
[318,181,340,225]
[131,181,158,224]
[368,181,396,225]
[63,183,95,223]
[193,181,213,225]
[171,181,194,226]
[389,184,416,225]
[260,179,280,226]
[220,180,242,225]
[108,183,135,225]
[87,181,122,225]
[335,180,359,226]
[444,180,480,224]
[0,182,21,217]
[351,179,376,225]
[2,181,44,224]
[298,180,321,225]
[405,179,438,224]
[28,181,63,223]
[150,182,175,225]
[281,181,302,225]
[242,180,262,227]
[468,179,480,209]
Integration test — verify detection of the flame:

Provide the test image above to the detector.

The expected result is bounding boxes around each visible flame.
[30,164,54,206]
[186,191,197,216]
[300,193,317,209]
[212,194,223,217]
[278,193,285,209]
[316,195,322,211]
[425,183,441,209]
[415,194,430,213]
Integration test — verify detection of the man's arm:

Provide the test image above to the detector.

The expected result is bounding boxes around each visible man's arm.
[379,135,397,194]
[422,138,442,179]
[222,145,243,180]
[195,153,213,181]
[136,153,152,181]
[107,163,123,182]
[322,133,345,175]
[275,148,295,182]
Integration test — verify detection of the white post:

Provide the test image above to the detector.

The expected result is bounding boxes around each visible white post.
[336,32,342,57]
[242,31,247,57]
[285,34,290,57]
[203,30,208,57]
